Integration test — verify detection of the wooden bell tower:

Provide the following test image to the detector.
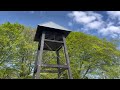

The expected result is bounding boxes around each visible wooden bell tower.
[33,22,73,79]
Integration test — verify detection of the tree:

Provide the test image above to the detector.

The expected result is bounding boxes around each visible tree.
[67,32,120,79]
[0,22,120,79]
[0,22,37,78]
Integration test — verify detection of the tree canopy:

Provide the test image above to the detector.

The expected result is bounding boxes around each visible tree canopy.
[0,22,120,79]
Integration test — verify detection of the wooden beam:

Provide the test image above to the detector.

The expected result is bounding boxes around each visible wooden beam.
[32,46,40,79]
[56,50,61,78]
[56,45,62,51]
[44,39,64,43]
[41,68,66,73]
[63,35,73,79]
[41,70,58,73]
[41,64,68,69]
[35,32,45,79]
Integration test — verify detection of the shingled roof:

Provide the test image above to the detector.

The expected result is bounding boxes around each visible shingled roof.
[34,21,71,42]
[39,21,71,31]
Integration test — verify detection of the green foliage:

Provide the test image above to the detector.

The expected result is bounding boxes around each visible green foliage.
[0,22,120,79]
[67,32,120,79]
[0,22,37,78]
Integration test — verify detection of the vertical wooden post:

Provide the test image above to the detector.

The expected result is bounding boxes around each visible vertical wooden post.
[35,32,45,79]
[63,35,73,79]
[56,50,61,79]
[33,43,40,79]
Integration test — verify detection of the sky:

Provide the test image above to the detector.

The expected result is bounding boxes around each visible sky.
[0,11,120,43]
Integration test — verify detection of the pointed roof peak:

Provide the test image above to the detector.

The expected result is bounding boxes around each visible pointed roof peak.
[38,21,71,31]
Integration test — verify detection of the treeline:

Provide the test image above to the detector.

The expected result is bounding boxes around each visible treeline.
[0,22,120,79]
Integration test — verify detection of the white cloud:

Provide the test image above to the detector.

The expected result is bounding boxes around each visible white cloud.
[107,22,114,27]
[107,11,120,22]
[68,11,104,30]
[86,21,103,29]
[111,34,118,39]
[68,11,120,39]
[107,26,120,34]
[68,11,96,24]
[99,28,109,36]
[87,11,103,21]
[99,25,120,38]
[107,11,120,19]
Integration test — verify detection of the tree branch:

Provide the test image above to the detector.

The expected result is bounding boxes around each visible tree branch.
[82,65,91,79]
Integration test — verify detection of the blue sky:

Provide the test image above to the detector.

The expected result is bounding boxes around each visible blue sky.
[0,11,120,42]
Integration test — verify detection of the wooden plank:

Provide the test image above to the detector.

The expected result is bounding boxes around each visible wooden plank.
[63,35,73,79]
[44,41,62,51]
[44,39,64,43]
[41,70,58,73]
[56,45,62,51]
[41,68,66,73]
[41,64,68,69]
[59,68,67,73]
[56,50,61,78]
[35,32,45,79]
[32,46,40,79]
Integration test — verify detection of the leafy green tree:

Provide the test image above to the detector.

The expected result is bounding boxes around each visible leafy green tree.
[67,32,120,79]
[0,22,120,79]
[0,22,37,78]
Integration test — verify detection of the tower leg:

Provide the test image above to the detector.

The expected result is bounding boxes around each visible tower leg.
[56,50,61,79]
[33,44,40,79]
[63,35,73,79]
[34,32,45,79]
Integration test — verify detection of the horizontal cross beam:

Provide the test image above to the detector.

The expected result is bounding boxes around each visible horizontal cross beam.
[44,39,64,43]
[41,64,68,69]
[40,68,66,73]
